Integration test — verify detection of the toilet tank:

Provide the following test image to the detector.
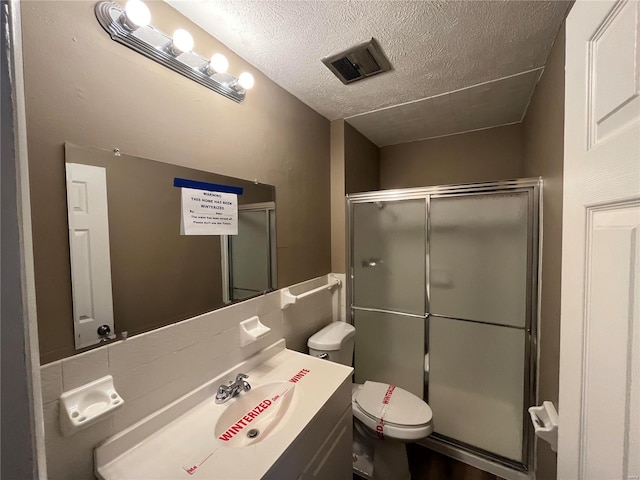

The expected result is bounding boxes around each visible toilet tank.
[308,322,356,366]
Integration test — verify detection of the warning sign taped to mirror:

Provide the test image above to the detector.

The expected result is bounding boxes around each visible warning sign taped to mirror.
[180,187,238,235]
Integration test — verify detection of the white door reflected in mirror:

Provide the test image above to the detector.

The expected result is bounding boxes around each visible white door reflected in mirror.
[65,163,115,349]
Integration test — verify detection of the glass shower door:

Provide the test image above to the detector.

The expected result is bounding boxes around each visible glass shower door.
[351,199,426,397]
[352,199,426,314]
[427,191,532,464]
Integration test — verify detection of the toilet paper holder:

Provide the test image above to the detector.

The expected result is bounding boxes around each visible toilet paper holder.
[528,401,558,452]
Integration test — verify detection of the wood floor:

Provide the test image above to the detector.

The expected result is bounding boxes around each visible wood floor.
[407,444,501,480]
[353,443,501,480]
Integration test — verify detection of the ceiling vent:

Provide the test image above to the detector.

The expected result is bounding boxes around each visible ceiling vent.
[322,38,392,85]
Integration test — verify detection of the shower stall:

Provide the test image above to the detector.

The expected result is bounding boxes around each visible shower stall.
[346,178,540,473]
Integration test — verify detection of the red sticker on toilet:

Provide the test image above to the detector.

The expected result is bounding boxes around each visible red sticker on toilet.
[376,385,396,440]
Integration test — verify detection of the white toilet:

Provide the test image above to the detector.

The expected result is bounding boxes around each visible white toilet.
[308,322,433,480]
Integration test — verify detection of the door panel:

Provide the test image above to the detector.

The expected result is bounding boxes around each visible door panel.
[559,1,640,477]
[352,199,426,315]
[230,210,269,300]
[429,317,526,462]
[580,204,640,479]
[429,192,530,327]
[66,163,114,349]
[354,309,424,397]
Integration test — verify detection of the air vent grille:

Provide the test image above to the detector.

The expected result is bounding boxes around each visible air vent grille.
[322,38,391,85]
[351,48,381,75]
[330,57,361,82]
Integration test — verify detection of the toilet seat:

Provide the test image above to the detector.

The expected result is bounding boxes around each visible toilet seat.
[352,382,433,441]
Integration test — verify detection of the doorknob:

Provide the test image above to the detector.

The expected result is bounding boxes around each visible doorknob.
[97,324,111,338]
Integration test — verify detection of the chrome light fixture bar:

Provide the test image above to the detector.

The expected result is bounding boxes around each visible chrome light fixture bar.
[95,1,254,103]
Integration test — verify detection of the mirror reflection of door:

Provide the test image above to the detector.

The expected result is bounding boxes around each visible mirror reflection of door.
[222,202,276,302]
[65,163,115,348]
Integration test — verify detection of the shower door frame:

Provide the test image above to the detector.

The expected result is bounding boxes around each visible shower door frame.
[346,178,541,477]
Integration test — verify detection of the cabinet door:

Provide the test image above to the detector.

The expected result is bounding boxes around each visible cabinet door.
[302,407,352,480]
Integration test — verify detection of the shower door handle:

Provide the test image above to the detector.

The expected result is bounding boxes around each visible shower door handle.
[361,258,383,268]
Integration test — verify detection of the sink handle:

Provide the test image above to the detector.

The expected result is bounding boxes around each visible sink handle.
[236,373,251,392]
[215,386,228,402]
[215,374,251,404]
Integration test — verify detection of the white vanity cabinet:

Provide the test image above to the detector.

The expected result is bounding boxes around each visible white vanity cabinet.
[265,378,352,480]
[299,407,352,479]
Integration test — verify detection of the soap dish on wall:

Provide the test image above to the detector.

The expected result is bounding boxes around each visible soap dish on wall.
[59,375,124,437]
[528,401,558,452]
[239,316,271,347]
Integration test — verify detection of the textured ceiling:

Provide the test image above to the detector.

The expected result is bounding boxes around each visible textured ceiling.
[167,0,570,144]
[347,68,543,146]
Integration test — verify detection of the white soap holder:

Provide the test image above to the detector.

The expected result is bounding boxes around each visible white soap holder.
[239,316,271,347]
[528,401,558,452]
[59,375,124,437]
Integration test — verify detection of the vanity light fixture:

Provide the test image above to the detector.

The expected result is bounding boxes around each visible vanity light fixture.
[95,0,254,102]
[208,53,229,75]
[168,28,194,56]
[238,72,255,90]
[120,0,150,30]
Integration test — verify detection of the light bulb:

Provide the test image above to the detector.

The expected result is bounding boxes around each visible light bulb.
[171,29,194,54]
[122,0,150,30]
[238,72,254,90]
[208,53,228,74]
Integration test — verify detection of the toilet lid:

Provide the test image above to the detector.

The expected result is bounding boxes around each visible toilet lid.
[354,381,432,427]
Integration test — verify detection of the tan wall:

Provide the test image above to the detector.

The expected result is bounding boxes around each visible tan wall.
[21,1,331,364]
[379,124,523,189]
[344,122,380,194]
[330,121,380,274]
[330,120,346,273]
[522,24,566,480]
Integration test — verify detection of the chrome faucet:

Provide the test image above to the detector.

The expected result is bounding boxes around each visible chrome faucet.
[215,373,251,404]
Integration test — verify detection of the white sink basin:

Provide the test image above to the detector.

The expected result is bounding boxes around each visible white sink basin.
[95,343,353,479]
[214,381,297,448]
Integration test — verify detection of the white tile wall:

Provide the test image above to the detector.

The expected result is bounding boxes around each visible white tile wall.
[40,362,63,405]
[61,347,109,391]
[40,275,343,479]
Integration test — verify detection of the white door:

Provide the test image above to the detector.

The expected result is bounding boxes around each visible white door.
[66,163,115,349]
[559,1,640,479]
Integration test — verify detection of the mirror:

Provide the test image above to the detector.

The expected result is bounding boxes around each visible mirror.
[64,143,276,349]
